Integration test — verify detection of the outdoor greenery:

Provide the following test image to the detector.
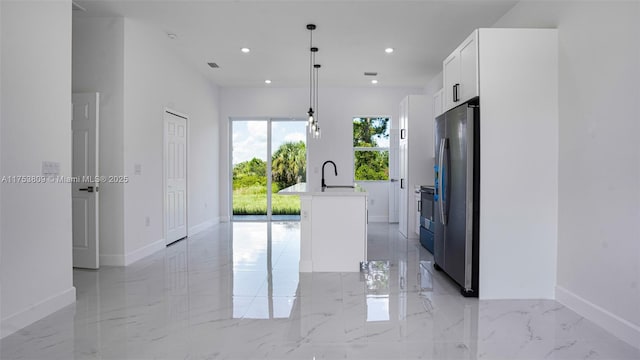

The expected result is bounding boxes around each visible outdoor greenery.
[232,141,306,216]
[353,117,390,181]
[271,141,306,189]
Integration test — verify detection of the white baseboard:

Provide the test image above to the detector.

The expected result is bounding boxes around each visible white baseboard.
[368,215,389,223]
[556,285,640,350]
[100,238,165,266]
[1,287,76,339]
[189,218,218,235]
[99,253,125,266]
[124,238,165,266]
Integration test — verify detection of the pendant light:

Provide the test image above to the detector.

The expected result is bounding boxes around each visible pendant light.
[307,24,321,139]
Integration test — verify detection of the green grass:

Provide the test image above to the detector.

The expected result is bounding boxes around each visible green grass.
[232,185,300,215]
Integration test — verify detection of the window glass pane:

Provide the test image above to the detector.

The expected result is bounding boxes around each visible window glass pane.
[355,150,389,180]
[271,121,307,219]
[232,121,267,217]
[353,117,389,181]
[353,117,389,147]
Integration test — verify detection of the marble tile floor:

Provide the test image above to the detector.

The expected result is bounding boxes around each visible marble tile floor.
[1,222,639,359]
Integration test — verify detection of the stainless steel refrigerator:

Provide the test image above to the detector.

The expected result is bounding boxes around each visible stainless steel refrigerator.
[434,99,480,297]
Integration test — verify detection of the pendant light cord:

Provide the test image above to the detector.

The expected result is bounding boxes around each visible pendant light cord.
[309,29,313,110]
[315,62,319,123]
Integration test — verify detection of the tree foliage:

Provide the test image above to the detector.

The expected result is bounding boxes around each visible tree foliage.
[353,117,388,147]
[355,150,389,180]
[232,158,267,189]
[353,117,389,180]
[271,141,306,189]
[232,141,306,191]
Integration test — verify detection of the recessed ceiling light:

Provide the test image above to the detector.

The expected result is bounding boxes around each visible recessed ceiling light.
[371,79,378,84]
[385,48,394,54]
[265,80,272,84]
[241,47,251,53]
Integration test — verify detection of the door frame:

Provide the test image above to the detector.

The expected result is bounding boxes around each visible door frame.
[228,117,308,221]
[163,108,189,243]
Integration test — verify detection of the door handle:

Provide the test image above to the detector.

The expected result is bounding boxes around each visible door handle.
[418,200,422,212]
[438,139,447,225]
[400,129,406,140]
[390,178,398,182]
[79,186,94,193]
[400,179,405,189]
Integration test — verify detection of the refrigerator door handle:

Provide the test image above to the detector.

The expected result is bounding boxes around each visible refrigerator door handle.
[438,139,447,225]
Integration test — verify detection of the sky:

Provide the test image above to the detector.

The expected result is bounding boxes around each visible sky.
[232,120,307,165]
[232,118,390,165]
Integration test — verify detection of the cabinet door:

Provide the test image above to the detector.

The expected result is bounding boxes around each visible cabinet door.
[399,141,408,237]
[399,97,408,143]
[459,31,478,103]
[443,52,460,111]
[398,97,408,237]
[415,194,421,236]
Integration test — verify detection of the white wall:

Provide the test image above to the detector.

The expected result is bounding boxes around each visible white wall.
[491,1,640,347]
[219,86,422,220]
[122,18,220,259]
[356,182,389,223]
[73,17,220,265]
[73,17,126,261]
[1,0,75,338]
[478,28,559,299]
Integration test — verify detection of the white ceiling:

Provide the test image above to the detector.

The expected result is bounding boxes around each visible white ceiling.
[74,0,518,88]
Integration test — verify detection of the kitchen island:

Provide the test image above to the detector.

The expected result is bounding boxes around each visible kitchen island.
[279,183,368,272]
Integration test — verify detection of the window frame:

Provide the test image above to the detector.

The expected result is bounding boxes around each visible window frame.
[352,116,391,182]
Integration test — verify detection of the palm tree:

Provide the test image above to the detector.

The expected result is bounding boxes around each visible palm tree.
[272,141,306,189]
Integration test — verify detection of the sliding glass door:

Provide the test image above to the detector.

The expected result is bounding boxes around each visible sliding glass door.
[231,118,307,221]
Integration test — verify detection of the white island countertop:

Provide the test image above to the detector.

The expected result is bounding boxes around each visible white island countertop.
[278,182,367,196]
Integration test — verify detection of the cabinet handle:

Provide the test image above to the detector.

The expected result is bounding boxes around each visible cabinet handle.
[453,83,460,102]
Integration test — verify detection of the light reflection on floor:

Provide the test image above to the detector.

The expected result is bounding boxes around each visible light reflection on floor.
[231,222,300,319]
[1,222,638,359]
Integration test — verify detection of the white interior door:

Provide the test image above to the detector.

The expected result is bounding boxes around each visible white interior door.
[165,111,188,245]
[72,92,99,269]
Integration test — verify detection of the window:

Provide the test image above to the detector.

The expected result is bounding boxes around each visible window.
[353,117,390,181]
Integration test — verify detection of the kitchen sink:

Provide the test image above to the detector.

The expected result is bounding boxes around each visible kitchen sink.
[322,185,356,192]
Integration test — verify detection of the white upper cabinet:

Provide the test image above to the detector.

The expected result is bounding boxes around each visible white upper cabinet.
[443,30,478,111]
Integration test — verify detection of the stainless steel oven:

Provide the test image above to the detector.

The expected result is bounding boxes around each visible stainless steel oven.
[419,186,435,253]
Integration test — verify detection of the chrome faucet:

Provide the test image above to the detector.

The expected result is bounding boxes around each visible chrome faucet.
[321,160,337,190]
